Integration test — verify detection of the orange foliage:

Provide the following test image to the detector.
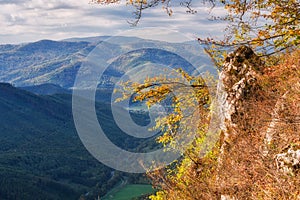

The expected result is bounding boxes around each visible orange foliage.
[149,49,300,200]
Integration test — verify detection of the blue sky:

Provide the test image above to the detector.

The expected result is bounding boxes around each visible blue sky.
[0,0,227,44]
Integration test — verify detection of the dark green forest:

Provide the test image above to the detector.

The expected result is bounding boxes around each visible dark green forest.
[0,83,151,200]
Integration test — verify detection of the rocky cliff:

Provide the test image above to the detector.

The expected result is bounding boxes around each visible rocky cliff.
[140,46,299,200]
[218,46,300,199]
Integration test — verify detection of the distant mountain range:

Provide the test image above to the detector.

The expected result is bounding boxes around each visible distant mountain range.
[0,36,212,89]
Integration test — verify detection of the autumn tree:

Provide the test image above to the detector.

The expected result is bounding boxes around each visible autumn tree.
[94,0,299,64]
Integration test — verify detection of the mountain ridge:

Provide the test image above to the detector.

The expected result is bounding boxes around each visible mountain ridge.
[0,36,211,89]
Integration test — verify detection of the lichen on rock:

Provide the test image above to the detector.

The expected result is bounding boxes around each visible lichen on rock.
[276,145,300,176]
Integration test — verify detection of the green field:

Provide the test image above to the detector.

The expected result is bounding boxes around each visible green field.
[103,184,154,200]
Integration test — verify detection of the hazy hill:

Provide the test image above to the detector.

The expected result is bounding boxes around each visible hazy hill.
[20,83,71,95]
[0,37,211,89]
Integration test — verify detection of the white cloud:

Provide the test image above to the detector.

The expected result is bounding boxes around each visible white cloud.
[0,0,228,44]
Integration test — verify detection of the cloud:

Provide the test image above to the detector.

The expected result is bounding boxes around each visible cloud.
[0,0,228,44]
[0,0,25,4]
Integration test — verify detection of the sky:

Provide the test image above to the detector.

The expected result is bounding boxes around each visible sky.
[0,0,227,44]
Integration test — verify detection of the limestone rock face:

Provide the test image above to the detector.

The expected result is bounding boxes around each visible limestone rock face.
[276,146,300,175]
[217,46,264,199]
[219,45,263,142]
[217,46,300,199]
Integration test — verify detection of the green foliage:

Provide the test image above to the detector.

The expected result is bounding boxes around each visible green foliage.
[0,84,151,200]
[103,184,154,200]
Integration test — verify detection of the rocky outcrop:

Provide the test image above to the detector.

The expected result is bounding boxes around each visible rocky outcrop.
[217,46,300,200]
[217,46,300,199]
[218,45,264,159]
[217,46,264,199]
[218,45,263,141]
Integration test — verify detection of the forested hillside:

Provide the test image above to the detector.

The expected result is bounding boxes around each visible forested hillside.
[0,83,151,200]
